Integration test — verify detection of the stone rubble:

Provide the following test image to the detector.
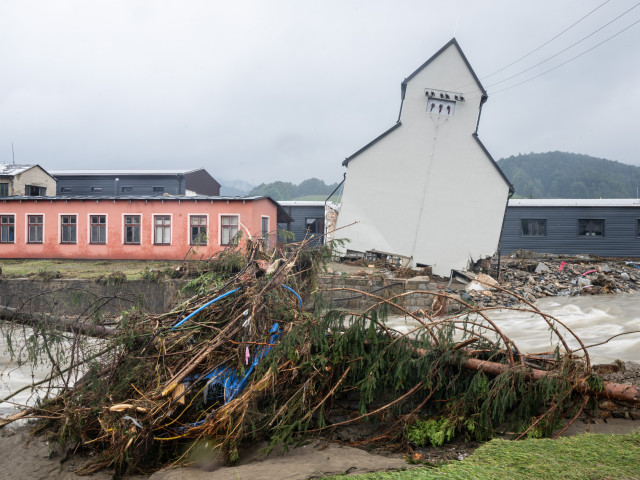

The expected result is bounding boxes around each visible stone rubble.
[461,258,640,307]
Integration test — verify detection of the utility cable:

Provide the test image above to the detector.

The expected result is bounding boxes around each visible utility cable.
[484,0,640,89]
[453,0,613,92]
[481,0,612,81]
[487,15,640,95]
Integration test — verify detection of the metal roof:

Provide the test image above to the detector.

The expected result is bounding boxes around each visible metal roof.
[278,201,327,207]
[49,168,202,176]
[0,194,295,223]
[0,194,267,202]
[508,199,640,207]
[0,164,36,176]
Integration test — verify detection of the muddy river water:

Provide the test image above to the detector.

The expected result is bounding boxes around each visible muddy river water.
[386,292,640,364]
[1,293,639,418]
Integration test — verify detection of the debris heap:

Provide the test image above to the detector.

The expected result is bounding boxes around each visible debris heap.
[0,242,638,476]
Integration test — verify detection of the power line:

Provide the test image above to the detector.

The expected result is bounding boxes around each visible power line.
[481,0,612,81]
[488,15,640,95]
[484,0,640,89]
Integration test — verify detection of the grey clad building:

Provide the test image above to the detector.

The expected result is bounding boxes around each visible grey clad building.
[499,199,640,257]
[50,168,221,197]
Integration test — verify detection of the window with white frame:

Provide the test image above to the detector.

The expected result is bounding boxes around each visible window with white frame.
[221,215,239,245]
[154,215,171,244]
[28,215,43,243]
[124,215,141,244]
[61,215,77,243]
[90,215,106,244]
[1,215,14,243]
[190,216,207,245]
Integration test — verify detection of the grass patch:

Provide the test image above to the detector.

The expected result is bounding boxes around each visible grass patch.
[326,432,640,480]
[0,259,183,280]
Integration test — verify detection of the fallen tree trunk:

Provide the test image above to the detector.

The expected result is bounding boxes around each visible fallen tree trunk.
[0,305,116,338]
[463,357,640,404]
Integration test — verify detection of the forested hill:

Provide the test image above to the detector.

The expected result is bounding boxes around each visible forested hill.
[497,152,640,198]
[248,178,340,201]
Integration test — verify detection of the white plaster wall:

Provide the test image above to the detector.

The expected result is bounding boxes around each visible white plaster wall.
[13,166,56,196]
[335,43,510,276]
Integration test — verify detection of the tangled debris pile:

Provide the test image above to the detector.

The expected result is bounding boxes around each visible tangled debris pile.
[0,242,639,476]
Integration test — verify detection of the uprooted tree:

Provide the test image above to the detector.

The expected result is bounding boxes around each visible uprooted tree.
[0,239,638,476]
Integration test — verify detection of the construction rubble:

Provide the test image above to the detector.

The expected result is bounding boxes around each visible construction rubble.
[456,256,640,307]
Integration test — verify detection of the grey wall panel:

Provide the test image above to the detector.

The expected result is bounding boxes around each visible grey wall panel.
[56,175,185,196]
[500,206,640,256]
[277,205,325,246]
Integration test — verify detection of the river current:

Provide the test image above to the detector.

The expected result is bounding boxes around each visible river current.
[2,293,639,418]
[386,293,640,364]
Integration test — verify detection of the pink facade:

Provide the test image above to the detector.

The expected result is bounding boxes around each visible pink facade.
[0,197,278,260]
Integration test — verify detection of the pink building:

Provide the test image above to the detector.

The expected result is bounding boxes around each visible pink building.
[0,196,289,260]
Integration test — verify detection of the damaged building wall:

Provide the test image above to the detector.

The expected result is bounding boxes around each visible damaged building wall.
[335,39,513,277]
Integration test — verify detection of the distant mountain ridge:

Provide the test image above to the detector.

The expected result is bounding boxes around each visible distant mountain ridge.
[248,178,340,201]
[219,179,255,196]
[497,152,640,199]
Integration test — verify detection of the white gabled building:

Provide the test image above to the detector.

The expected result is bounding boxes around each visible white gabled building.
[335,38,514,276]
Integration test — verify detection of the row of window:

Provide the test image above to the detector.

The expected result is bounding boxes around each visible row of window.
[521,218,640,237]
[60,186,166,194]
[0,214,260,246]
[0,184,47,197]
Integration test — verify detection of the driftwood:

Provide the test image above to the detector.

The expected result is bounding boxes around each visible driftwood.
[464,357,639,403]
[0,305,116,338]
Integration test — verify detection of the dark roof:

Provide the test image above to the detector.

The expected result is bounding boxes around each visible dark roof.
[472,134,514,194]
[342,123,402,167]
[402,38,486,95]
[184,168,221,195]
[0,194,294,224]
[49,169,201,176]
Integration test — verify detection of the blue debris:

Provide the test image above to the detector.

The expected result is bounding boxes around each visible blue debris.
[203,322,281,405]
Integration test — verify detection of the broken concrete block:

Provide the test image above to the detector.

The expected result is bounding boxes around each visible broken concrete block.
[476,273,498,287]
[621,272,630,281]
[577,277,591,288]
[599,264,611,273]
[534,262,550,273]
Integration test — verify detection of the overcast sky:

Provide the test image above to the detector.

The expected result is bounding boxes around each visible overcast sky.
[1,0,639,186]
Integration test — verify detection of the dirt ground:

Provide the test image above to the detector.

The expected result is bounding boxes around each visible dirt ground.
[0,427,407,480]
[1,418,638,480]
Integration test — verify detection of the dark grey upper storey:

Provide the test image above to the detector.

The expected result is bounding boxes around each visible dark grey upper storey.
[499,200,640,257]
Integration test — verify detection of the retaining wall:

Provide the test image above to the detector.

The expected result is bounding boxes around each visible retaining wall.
[0,278,180,317]
[317,275,438,311]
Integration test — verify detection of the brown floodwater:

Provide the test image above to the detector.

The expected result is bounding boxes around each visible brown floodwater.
[386,293,640,364]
